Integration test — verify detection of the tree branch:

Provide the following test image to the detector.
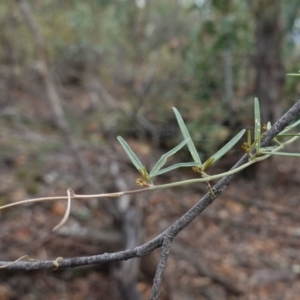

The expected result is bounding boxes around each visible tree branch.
[150,235,173,300]
[1,99,300,298]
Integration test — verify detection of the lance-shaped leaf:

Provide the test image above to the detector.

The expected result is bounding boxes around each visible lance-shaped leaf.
[117,136,144,172]
[254,97,261,151]
[149,138,190,178]
[287,73,300,76]
[154,162,200,177]
[204,129,246,168]
[260,152,300,157]
[172,107,202,165]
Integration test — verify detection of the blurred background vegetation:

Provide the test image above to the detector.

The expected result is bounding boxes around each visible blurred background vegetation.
[1,0,300,155]
[2,0,300,299]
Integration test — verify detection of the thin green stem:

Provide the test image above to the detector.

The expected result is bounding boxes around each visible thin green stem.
[1,136,298,212]
[0,153,269,210]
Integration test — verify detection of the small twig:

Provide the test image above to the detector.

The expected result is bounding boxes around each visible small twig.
[0,149,287,212]
[0,133,298,221]
[150,236,173,300]
[52,189,73,231]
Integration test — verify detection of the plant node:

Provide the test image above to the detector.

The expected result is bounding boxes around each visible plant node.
[136,178,152,187]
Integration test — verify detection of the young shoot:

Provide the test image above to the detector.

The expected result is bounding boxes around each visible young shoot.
[118,108,246,193]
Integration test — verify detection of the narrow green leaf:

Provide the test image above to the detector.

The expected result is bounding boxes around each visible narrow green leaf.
[149,138,190,177]
[287,123,297,128]
[260,152,300,157]
[172,107,202,164]
[117,136,144,172]
[287,73,300,76]
[254,97,261,151]
[208,129,246,164]
[154,162,200,177]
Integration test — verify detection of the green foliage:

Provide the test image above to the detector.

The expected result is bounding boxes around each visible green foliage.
[119,99,300,189]
[117,134,200,185]
[118,107,245,186]
[238,98,300,159]
[208,129,245,164]
[172,107,202,164]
